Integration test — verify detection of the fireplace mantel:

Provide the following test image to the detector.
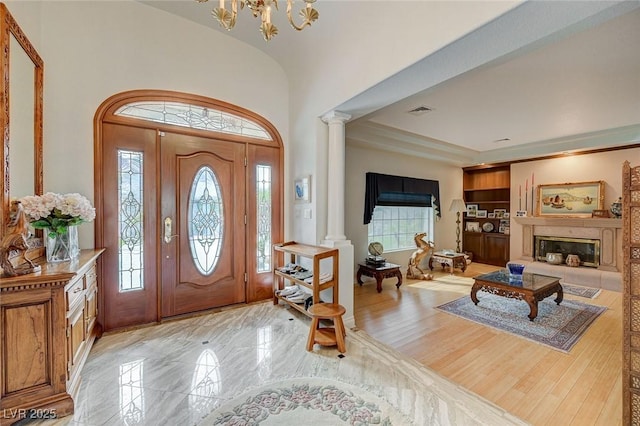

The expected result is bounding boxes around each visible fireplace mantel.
[514,217,621,228]
[513,216,622,292]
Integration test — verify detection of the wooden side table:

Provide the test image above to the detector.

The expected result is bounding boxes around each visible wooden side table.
[356,262,403,293]
[429,251,467,274]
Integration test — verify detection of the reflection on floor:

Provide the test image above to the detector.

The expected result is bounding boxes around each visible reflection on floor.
[31,302,525,425]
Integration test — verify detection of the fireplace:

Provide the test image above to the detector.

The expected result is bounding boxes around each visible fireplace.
[513,216,622,292]
[534,236,600,268]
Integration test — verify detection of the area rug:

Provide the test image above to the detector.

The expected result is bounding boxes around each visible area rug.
[562,283,601,299]
[411,274,601,299]
[206,378,409,425]
[436,293,607,352]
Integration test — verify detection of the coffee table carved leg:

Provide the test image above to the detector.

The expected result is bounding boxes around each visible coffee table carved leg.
[395,270,403,288]
[554,285,564,305]
[357,269,364,286]
[525,295,538,321]
[376,275,383,293]
[471,282,481,305]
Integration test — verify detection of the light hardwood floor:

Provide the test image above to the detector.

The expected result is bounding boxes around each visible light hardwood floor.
[354,262,622,426]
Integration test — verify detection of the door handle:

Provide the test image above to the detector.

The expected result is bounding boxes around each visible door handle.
[164,217,179,243]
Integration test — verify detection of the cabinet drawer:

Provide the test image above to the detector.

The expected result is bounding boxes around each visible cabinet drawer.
[84,263,97,289]
[66,277,84,310]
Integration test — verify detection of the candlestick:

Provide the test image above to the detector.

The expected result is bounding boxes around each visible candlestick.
[525,188,528,211]
[519,185,522,210]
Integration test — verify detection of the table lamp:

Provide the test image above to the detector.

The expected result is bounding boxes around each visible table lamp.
[449,199,467,253]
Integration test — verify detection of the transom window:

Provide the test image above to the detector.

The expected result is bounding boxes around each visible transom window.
[115,101,272,140]
[368,206,434,251]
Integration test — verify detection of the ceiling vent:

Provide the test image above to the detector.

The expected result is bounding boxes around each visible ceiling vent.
[407,105,433,116]
[493,138,511,143]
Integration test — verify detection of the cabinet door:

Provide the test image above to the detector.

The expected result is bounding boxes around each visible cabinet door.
[484,234,509,267]
[67,303,86,380]
[85,284,98,336]
[463,232,484,262]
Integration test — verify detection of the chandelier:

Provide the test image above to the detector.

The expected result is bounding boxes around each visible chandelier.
[197,0,319,41]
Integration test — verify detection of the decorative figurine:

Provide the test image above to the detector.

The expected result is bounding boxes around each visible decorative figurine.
[407,232,434,280]
[0,201,41,277]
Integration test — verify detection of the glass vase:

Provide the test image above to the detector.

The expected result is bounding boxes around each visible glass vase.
[45,226,80,262]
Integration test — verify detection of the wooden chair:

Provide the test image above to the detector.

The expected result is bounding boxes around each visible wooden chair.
[306,303,346,353]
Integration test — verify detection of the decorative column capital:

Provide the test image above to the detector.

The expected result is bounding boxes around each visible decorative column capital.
[321,111,351,125]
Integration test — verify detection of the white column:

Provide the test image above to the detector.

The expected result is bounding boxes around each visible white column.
[320,111,355,329]
[321,111,351,242]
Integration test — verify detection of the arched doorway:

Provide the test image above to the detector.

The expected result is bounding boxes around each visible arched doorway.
[94,90,283,331]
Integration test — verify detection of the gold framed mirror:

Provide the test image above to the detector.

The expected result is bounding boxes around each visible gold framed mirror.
[0,3,44,239]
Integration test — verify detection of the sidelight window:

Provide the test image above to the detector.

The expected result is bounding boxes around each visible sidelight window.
[256,165,272,272]
[118,150,144,292]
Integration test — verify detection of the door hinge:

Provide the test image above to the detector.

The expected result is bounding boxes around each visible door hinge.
[66,326,70,337]
[158,130,165,137]
[244,215,247,225]
[244,157,247,167]
[244,273,248,283]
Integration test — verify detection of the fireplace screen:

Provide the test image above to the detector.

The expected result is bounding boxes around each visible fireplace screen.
[534,236,600,267]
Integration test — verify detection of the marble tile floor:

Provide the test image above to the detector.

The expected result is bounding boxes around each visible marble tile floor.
[28,302,527,426]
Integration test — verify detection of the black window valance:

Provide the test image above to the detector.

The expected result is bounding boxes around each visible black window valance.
[363,172,441,224]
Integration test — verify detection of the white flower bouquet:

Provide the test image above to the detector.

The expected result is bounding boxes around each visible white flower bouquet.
[20,192,96,235]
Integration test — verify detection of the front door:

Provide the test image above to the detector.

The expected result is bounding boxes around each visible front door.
[96,90,283,331]
[160,132,246,316]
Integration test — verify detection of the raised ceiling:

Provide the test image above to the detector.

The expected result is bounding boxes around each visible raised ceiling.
[141,1,639,165]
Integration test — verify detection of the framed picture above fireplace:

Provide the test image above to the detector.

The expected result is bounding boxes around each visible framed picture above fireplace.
[536,180,604,218]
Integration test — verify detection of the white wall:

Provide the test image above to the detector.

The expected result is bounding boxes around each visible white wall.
[284,2,521,244]
[509,147,640,260]
[345,144,463,272]
[6,1,290,249]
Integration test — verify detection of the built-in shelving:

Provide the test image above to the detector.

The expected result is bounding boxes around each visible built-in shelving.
[462,165,511,266]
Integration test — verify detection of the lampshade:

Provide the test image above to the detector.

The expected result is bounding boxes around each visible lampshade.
[449,199,467,213]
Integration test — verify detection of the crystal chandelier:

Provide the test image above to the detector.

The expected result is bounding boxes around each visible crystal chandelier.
[197,0,319,41]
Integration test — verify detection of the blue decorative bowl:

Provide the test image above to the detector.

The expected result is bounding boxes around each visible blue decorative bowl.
[508,263,525,275]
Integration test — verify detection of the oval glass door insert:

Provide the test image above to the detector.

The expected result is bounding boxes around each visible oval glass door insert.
[188,166,224,275]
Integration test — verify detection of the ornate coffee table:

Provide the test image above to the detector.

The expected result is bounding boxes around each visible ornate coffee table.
[357,262,402,293]
[471,270,563,321]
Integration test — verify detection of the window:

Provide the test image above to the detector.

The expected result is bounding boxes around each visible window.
[114,101,272,140]
[118,150,144,292]
[256,165,272,273]
[368,206,434,251]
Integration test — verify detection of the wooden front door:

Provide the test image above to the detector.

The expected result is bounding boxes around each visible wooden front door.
[160,132,246,316]
[96,90,283,332]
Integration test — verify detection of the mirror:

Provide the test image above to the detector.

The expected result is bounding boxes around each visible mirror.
[0,3,43,239]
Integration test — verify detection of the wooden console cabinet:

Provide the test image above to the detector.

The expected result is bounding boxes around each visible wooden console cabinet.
[0,249,104,425]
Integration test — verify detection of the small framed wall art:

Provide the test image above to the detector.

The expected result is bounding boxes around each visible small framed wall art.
[294,175,311,203]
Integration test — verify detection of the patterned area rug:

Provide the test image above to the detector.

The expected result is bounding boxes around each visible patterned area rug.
[562,283,601,299]
[436,293,607,352]
[204,378,409,425]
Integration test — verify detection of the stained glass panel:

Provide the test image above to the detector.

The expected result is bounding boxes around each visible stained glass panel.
[115,101,272,140]
[118,150,144,292]
[188,167,224,275]
[256,165,272,272]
